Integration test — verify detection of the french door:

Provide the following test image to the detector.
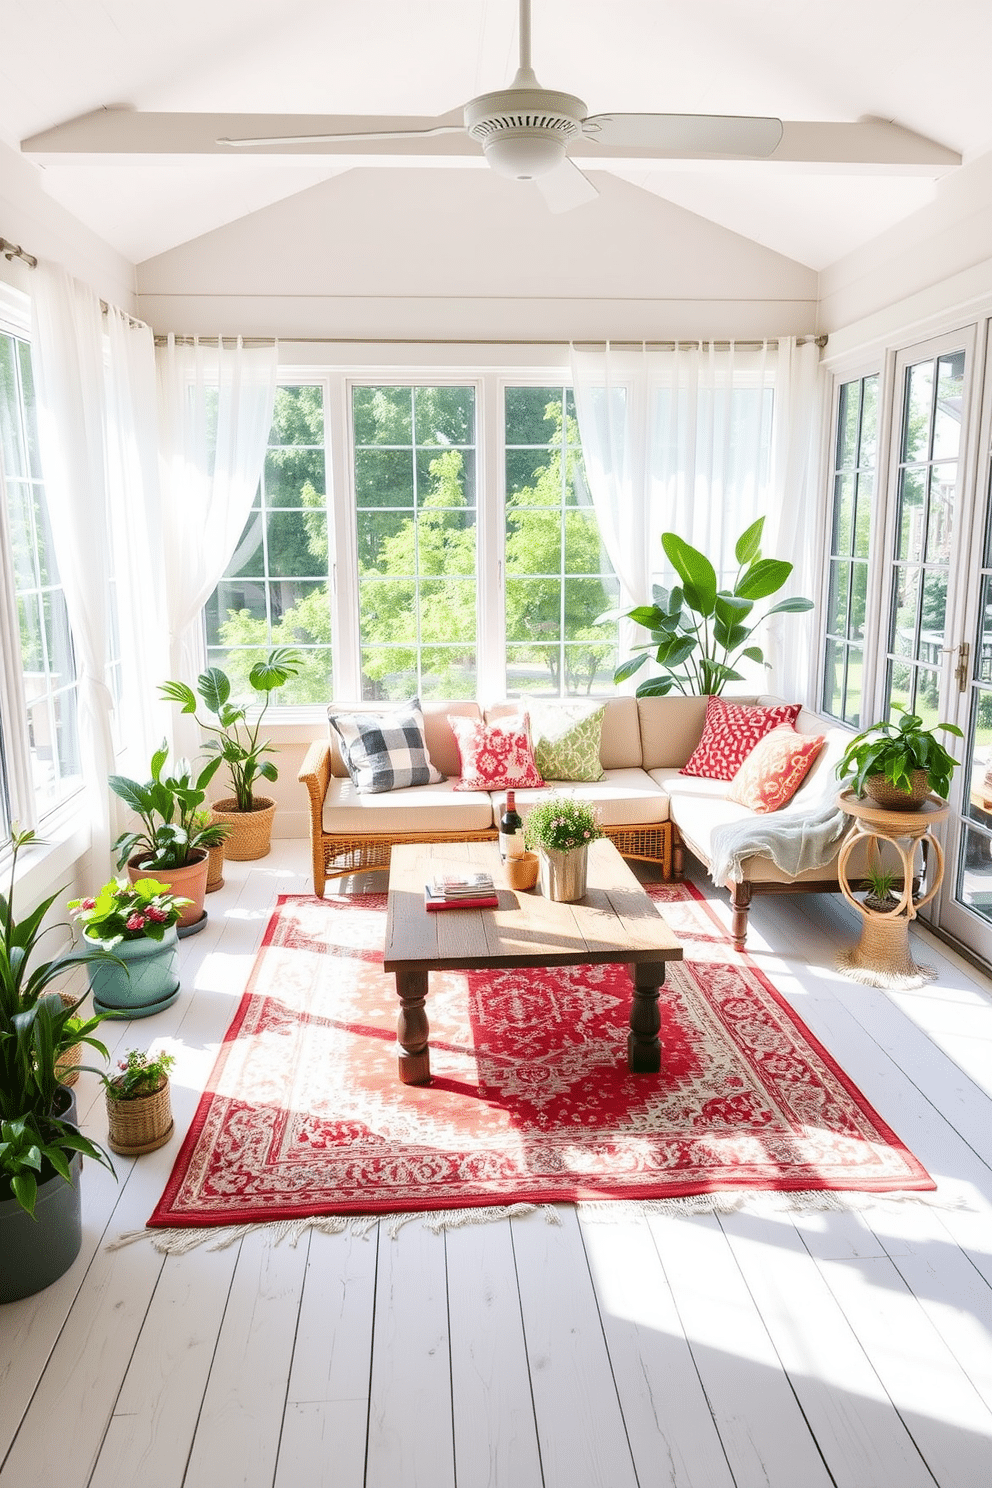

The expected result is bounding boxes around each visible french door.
[870,325,991,964]
[935,329,992,961]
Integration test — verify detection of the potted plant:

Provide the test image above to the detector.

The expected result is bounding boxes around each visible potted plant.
[524,795,602,902]
[1,829,116,1302]
[603,518,814,696]
[160,647,302,860]
[67,877,192,1018]
[109,740,228,927]
[102,1047,176,1155]
[191,808,230,893]
[836,705,963,809]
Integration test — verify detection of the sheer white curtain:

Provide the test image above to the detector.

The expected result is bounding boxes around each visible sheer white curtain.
[30,264,117,864]
[156,335,277,760]
[104,307,170,768]
[570,338,822,698]
[765,338,825,699]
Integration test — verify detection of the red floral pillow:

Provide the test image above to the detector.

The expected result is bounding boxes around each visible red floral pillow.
[727,725,825,812]
[449,715,544,791]
[680,696,803,781]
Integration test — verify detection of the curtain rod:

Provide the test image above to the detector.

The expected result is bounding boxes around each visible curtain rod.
[153,334,827,349]
[0,237,38,269]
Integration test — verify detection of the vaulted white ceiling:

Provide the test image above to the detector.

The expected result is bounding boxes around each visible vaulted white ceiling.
[3,0,991,271]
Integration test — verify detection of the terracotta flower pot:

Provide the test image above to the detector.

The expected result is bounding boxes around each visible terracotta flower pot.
[126,849,209,928]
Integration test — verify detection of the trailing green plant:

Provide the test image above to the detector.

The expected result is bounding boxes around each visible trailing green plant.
[0,828,115,1216]
[160,648,302,813]
[109,741,228,871]
[524,796,602,854]
[836,705,963,800]
[67,877,192,948]
[102,1047,176,1102]
[603,518,814,696]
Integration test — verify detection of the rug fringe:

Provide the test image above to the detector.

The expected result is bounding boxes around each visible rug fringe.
[106,1187,967,1255]
[106,1203,559,1254]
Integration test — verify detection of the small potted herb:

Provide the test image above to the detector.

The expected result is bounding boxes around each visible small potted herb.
[524,796,602,902]
[836,705,963,808]
[102,1048,177,1155]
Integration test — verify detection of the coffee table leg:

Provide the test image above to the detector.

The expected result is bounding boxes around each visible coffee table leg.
[395,965,431,1085]
[628,962,666,1073]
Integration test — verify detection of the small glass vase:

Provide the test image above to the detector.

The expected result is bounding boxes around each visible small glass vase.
[539,845,588,902]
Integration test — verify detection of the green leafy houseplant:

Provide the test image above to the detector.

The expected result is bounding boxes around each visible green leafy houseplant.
[605,518,814,696]
[160,648,302,813]
[524,796,602,854]
[108,741,227,871]
[67,878,192,949]
[102,1048,176,1102]
[836,706,963,802]
[0,829,115,1217]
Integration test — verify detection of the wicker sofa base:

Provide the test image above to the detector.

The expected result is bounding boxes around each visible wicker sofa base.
[313,822,673,893]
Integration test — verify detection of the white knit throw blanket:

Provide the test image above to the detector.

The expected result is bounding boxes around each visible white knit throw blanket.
[709,799,849,885]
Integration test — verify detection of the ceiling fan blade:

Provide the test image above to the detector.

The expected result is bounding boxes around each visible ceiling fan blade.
[582,112,784,158]
[218,123,465,148]
[534,157,599,213]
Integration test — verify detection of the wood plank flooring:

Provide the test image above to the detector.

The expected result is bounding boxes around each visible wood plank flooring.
[2,840,991,1488]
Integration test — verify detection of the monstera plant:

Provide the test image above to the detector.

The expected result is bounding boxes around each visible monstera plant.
[604,518,814,696]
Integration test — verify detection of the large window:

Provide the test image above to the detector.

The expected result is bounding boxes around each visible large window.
[206,384,331,704]
[0,324,81,829]
[208,375,619,704]
[821,372,878,726]
[504,387,616,696]
[354,384,477,700]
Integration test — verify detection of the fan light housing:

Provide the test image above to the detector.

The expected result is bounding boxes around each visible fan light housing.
[464,87,585,179]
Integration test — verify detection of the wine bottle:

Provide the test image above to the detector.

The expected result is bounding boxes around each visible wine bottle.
[499,789,524,859]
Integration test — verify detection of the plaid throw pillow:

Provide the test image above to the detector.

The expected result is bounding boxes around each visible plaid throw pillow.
[328,699,444,794]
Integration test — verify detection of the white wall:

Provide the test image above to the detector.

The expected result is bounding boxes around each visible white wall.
[0,139,137,309]
[136,167,818,342]
[818,147,992,349]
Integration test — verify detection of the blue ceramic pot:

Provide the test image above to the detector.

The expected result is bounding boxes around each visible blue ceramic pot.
[84,926,180,1018]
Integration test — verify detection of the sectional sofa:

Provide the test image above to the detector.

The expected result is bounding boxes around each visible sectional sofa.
[298,693,853,949]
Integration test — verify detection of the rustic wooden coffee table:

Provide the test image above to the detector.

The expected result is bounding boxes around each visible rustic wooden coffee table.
[383,838,683,1085]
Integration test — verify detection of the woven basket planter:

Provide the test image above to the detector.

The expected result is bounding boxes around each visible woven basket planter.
[54,991,82,1087]
[105,1077,174,1155]
[863,769,930,811]
[211,796,277,861]
[205,840,225,892]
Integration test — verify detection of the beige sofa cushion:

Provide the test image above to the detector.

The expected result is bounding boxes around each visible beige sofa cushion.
[507,768,670,829]
[321,775,493,835]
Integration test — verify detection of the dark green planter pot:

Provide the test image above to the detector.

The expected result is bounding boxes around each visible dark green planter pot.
[84,926,180,1018]
[0,1151,83,1304]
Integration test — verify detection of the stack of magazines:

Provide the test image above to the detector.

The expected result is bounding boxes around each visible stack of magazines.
[424,868,498,911]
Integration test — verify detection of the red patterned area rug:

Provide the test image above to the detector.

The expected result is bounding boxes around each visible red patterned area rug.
[146,884,933,1235]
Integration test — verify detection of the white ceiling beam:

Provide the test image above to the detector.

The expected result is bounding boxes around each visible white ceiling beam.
[22,109,960,175]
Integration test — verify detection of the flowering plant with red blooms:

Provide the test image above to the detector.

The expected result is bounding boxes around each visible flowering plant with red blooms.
[68,877,191,948]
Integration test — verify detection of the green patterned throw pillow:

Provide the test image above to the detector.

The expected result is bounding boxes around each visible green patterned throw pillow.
[529,701,606,782]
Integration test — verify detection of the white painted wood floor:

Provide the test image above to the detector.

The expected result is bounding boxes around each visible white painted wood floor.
[2,839,992,1488]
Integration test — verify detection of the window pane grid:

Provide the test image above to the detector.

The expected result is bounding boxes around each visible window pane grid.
[822,372,878,725]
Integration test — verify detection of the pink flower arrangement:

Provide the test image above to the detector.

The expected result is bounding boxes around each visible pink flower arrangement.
[68,877,192,947]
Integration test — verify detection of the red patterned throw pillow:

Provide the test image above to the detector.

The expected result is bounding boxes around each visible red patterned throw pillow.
[727,725,825,812]
[680,696,803,781]
[449,715,544,792]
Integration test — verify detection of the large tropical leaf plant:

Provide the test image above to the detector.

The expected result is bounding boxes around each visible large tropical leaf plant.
[160,648,302,812]
[604,518,814,696]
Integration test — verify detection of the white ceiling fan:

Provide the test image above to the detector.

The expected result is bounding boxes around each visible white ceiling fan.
[217,0,784,213]
[20,0,960,209]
